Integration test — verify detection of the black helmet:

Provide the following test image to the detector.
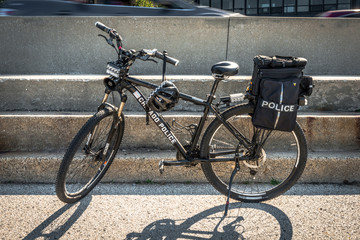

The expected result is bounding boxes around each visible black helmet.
[147,81,179,112]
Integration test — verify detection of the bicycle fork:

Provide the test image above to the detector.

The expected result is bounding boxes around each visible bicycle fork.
[86,92,127,162]
[101,91,127,119]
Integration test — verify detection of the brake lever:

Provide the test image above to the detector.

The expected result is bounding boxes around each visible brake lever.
[98,34,115,48]
[138,55,158,63]
[98,34,108,42]
[138,50,158,64]
[146,58,158,64]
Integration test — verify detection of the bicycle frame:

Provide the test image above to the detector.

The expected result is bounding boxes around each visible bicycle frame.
[102,75,253,163]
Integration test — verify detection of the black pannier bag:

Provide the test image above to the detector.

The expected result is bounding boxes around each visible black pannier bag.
[249,55,308,132]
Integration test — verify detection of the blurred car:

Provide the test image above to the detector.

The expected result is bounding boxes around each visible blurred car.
[0,8,16,15]
[2,0,242,16]
[318,9,360,18]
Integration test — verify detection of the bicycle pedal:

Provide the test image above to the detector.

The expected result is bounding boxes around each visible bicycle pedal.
[159,160,164,174]
[162,160,193,166]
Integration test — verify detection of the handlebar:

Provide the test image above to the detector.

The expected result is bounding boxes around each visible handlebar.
[95,21,123,41]
[95,21,111,34]
[139,49,179,66]
[95,22,179,67]
[155,51,179,66]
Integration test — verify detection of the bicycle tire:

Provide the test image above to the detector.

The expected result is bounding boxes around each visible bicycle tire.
[200,103,307,202]
[56,108,124,203]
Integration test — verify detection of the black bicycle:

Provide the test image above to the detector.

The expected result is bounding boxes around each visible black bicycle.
[55,22,308,211]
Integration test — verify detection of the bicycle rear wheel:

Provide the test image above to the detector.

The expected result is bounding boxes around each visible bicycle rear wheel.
[56,108,124,203]
[200,104,307,202]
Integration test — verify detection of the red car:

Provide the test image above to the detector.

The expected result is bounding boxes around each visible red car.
[318,9,360,18]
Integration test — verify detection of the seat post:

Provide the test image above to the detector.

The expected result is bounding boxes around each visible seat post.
[207,76,223,104]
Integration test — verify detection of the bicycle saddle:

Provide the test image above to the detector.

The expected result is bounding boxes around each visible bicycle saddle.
[211,61,239,77]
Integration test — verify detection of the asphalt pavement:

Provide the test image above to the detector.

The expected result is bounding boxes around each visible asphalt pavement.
[0,183,359,239]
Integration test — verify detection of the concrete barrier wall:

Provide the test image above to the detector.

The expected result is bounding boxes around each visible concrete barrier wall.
[0,17,228,75]
[228,17,360,75]
[0,16,359,75]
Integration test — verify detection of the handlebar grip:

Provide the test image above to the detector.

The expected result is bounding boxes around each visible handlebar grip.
[95,21,111,33]
[155,51,179,66]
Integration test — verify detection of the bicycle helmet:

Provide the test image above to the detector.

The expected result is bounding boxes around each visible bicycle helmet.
[147,81,179,112]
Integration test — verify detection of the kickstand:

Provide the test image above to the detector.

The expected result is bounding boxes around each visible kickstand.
[224,157,240,217]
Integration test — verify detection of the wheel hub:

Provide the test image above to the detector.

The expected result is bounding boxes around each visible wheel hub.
[243,148,266,169]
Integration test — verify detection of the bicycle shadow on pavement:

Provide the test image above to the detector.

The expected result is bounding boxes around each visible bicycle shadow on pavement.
[126,202,293,240]
[22,196,92,240]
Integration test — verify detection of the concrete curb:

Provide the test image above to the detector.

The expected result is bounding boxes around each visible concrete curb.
[0,112,359,152]
[0,151,359,183]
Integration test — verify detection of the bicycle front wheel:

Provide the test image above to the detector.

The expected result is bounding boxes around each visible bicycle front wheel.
[56,108,124,203]
[200,104,307,202]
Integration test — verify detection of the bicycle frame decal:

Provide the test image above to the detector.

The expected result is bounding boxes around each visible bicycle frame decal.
[149,110,177,144]
[132,90,180,146]
[133,90,147,109]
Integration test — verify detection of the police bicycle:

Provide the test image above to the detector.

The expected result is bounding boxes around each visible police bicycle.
[55,22,307,213]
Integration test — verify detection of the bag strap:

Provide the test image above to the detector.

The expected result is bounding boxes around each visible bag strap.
[254,55,307,68]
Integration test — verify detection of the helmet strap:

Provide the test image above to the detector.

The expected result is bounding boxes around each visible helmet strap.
[145,105,150,125]
[162,50,167,82]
